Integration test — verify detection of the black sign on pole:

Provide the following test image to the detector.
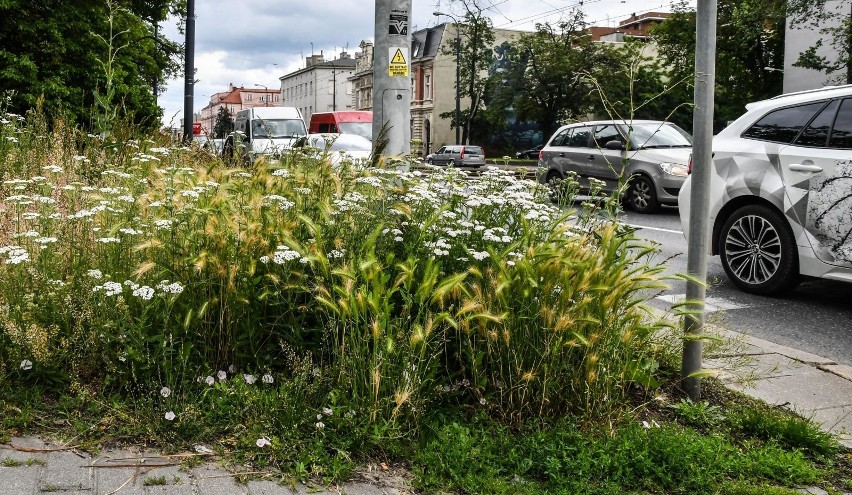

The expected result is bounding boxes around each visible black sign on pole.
[389,11,408,35]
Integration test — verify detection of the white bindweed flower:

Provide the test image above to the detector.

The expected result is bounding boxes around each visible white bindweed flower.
[205,376,215,386]
[315,422,325,429]
[160,386,171,398]
[20,359,33,370]
[262,374,274,384]
[322,407,333,416]
[217,370,227,381]
[164,411,176,421]
[256,437,272,448]
[243,374,257,385]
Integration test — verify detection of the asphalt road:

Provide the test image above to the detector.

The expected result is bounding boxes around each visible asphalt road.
[619,205,852,369]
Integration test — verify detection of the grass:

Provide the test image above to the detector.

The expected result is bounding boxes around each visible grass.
[0,108,850,493]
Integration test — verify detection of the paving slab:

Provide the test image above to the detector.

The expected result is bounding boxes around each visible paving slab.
[726,370,852,413]
[192,464,249,494]
[0,464,39,495]
[41,450,93,493]
[707,352,821,383]
[245,478,298,494]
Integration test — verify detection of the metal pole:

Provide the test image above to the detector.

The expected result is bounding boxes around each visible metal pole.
[373,0,413,156]
[681,0,717,400]
[182,0,195,143]
[454,28,461,144]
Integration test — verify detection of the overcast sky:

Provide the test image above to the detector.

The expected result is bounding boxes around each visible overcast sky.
[158,0,687,128]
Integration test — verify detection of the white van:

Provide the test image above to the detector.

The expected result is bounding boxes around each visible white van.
[223,107,308,164]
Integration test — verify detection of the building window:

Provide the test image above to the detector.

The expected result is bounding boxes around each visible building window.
[425,74,431,99]
[246,94,252,101]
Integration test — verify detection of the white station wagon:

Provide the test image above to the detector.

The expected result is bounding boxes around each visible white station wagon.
[679,85,852,294]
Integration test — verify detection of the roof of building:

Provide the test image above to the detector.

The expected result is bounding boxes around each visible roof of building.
[412,24,446,60]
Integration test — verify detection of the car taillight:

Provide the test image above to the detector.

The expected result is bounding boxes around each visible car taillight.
[460,148,465,159]
[687,154,693,174]
[538,149,544,161]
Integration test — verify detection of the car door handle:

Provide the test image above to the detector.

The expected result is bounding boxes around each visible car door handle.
[587,154,595,160]
[559,153,565,157]
[788,164,823,173]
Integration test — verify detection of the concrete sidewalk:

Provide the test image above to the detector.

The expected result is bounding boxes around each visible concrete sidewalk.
[1,328,851,494]
[707,327,852,449]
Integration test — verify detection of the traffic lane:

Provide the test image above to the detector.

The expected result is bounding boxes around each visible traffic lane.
[623,209,852,368]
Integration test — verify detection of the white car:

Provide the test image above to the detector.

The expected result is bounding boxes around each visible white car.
[301,133,373,166]
[679,85,852,294]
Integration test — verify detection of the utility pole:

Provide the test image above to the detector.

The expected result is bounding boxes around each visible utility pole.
[373,0,412,156]
[182,0,195,143]
[681,0,717,400]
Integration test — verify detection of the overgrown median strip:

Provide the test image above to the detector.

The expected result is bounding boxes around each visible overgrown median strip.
[1,111,849,493]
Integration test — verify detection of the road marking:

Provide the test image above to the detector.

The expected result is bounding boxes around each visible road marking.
[656,293,752,311]
[621,222,684,235]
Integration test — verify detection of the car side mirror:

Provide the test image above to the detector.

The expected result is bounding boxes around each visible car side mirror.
[605,140,624,150]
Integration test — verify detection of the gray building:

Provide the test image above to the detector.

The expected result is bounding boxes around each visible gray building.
[279,51,357,124]
[782,1,847,93]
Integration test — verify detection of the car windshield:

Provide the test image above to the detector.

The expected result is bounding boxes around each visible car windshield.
[337,122,372,141]
[252,119,307,139]
[623,123,692,149]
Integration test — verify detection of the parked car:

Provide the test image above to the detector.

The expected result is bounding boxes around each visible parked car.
[515,144,543,159]
[425,145,486,167]
[679,85,852,295]
[538,120,693,213]
[299,133,372,166]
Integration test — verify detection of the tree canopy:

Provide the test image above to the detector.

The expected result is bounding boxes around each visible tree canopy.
[651,0,786,131]
[0,0,182,132]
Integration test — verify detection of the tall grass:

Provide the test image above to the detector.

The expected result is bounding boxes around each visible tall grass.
[0,107,675,431]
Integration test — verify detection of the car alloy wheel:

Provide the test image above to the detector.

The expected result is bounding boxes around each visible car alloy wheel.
[719,204,798,295]
[426,157,433,165]
[627,175,659,213]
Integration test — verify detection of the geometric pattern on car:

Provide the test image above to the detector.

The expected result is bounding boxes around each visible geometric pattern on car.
[806,160,852,263]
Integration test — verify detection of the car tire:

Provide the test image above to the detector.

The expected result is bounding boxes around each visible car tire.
[546,170,563,203]
[448,159,455,167]
[719,204,799,295]
[627,175,659,213]
[426,157,433,165]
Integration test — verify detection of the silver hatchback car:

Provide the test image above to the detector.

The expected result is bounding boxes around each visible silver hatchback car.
[538,120,693,213]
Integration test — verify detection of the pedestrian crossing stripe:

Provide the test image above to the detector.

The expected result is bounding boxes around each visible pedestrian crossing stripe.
[391,49,406,64]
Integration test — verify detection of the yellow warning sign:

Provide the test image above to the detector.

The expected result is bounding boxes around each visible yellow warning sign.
[388,47,409,77]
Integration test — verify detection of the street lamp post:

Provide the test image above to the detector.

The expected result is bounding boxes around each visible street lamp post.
[433,11,461,145]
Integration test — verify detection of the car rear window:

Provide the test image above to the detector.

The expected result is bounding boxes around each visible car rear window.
[742,101,826,144]
[464,146,483,155]
[830,98,852,149]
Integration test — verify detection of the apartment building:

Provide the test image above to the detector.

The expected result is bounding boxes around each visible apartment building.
[279,51,356,124]
[197,84,280,136]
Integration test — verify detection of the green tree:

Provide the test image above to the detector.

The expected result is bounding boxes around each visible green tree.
[787,0,852,84]
[500,10,611,139]
[0,0,182,131]
[651,0,786,131]
[590,41,693,130]
[212,107,234,139]
[438,0,495,144]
